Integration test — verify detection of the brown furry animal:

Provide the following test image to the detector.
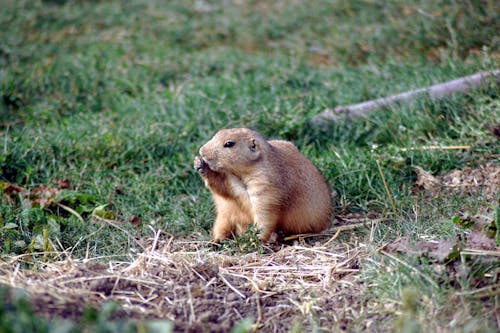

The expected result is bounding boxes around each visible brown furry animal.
[194,128,332,242]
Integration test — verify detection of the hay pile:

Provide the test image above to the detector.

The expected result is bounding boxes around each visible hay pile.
[0,228,370,332]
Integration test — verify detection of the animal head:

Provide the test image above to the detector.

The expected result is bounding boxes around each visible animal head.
[199,128,266,174]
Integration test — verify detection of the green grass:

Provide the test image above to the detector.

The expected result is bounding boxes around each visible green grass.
[1,0,499,331]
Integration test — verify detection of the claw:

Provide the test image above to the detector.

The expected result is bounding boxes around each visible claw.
[194,155,208,174]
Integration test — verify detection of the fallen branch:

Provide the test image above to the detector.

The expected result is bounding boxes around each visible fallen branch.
[312,69,500,123]
[455,283,500,298]
[399,145,471,151]
[284,219,386,241]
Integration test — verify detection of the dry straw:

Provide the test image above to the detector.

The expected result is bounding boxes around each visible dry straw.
[0,221,372,332]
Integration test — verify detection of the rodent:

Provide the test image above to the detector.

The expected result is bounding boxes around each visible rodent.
[194,128,332,243]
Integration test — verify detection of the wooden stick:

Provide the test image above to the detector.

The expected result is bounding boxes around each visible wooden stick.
[399,145,471,151]
[284,219,386,241]
[312,69,500,123]
[455,283,500,298]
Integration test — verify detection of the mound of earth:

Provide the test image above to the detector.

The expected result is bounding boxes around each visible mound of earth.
[0,234,369,332]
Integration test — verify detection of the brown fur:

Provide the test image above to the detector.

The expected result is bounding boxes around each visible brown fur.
[194,128,332,242]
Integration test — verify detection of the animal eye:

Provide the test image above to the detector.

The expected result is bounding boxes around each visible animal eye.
[223,140,235,148]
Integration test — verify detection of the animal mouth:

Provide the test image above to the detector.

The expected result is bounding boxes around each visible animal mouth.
[199,153,216,171]
[196,155,209,171]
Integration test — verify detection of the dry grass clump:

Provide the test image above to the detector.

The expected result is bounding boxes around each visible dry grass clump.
[0,227,372,332]
[413,162,499,200]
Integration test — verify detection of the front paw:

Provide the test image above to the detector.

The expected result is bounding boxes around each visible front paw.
[194,155,208,175]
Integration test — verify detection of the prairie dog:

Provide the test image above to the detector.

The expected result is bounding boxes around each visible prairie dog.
[194,128,332,243]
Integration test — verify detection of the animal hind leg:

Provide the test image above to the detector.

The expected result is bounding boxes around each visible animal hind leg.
[252,210,280,243]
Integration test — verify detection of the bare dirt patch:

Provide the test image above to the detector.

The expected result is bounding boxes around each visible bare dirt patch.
[412,162,499,201]
[0,228,373,332]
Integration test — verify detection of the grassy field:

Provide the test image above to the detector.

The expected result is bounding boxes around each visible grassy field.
[1,0,499,332]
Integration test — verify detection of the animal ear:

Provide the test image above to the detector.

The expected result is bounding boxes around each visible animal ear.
[247,138,261,161]
[249,138,258,152]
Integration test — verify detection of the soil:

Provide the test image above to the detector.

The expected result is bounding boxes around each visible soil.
[1,236,368,332]
[1,163,498,332]
[412,162,499,201]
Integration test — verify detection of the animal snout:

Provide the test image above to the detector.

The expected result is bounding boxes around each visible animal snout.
[199,147,208,162]
[199,147,216,170]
